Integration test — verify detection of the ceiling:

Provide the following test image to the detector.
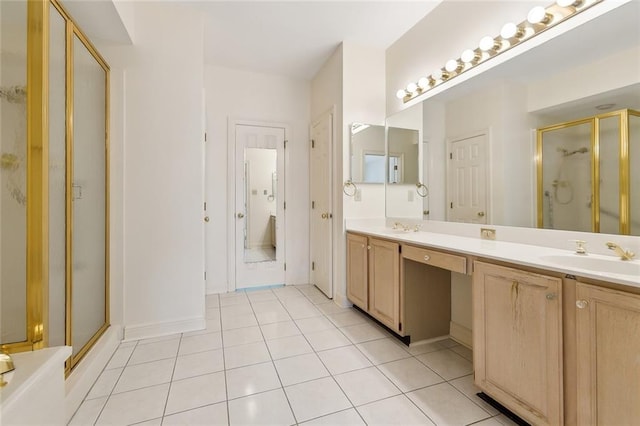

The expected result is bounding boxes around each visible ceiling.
[63,1,441,81]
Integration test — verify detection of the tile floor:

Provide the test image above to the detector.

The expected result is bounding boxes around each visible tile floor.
[69,285,518,426]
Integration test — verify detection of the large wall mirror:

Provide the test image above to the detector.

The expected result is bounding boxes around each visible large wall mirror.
[385,0,640,235]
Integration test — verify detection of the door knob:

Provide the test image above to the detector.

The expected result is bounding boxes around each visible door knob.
[321,213,328,219]
[204,216,210,222]
[237,212,245,219]
[477,211,485,217]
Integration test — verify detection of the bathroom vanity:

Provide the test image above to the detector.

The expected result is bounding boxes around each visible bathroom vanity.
[345,225,640,426]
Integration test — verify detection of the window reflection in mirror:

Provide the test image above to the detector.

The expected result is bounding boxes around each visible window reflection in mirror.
[350,123,385,183]
[243,147,277,263]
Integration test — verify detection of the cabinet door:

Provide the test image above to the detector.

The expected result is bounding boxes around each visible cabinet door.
[576,283,640,426]
[346,233,368,310]
[368,238,400,331]
[473,261,563,426]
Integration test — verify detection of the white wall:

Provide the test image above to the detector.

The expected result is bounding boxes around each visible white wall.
[205,65,311,293]
[99,3,205,339]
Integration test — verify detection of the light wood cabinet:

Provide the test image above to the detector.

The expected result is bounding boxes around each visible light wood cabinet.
[575,282,640,426]
[473,261,563,426]
[368,237,400,331]
[346,233,401,333]
[346,232,368,311]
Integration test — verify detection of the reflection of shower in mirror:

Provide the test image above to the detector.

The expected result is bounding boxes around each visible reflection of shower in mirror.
[551,145,589,205]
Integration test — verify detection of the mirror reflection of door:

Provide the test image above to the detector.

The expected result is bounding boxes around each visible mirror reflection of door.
[234,124,285,290]
[244,148,277,262]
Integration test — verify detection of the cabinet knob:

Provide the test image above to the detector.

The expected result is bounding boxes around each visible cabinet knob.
[367,245,371,250]
[423,255,431,261]
[576,300,588,309]
[546,293,556,300]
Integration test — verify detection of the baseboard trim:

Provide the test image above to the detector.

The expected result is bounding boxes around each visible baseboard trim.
[66,325,122,424]
[450,321,472,348]
[333,292,351,308]
[123,317,206,342]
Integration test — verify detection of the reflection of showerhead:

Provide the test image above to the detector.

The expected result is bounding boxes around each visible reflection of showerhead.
[557,147,589,157]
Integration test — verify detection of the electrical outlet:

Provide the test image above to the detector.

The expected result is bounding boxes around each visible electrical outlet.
[354,188,362,202]
[481,228,496,240]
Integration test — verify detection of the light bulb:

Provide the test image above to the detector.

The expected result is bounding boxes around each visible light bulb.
[461,49,478,64]
[445,59,459,73]
[431,69,443,81]
[527,6,551,24]
[396,89,406,99]
[406,82,418,93]
[417,77,430,89]
[501,22,520,39]
[479,36,497,52]
[557,0,581,7]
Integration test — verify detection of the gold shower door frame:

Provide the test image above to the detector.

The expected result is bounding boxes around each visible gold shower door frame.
[1,0,110,374]
[536,109,638,234]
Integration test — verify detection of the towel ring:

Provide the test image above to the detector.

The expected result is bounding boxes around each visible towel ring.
[416,182,428,198]
[343,180,358,197]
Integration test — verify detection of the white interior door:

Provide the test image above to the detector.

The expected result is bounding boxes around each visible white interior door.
[310,113,333,298]
[233,124,286,289]
[447,132,488,223]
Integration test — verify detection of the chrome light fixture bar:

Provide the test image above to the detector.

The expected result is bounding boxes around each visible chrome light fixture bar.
[396,0,603,103]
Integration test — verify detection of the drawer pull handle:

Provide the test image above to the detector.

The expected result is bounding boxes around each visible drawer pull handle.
[576,300,588,309]
[423,255,430,261]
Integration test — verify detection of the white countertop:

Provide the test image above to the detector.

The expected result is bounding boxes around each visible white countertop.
[347,224,640,289]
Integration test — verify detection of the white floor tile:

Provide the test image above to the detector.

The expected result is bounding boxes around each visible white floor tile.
[224,341,271,369]
[317,302,351,316]
[295,316,336,334]
[228,388,296,426]
[106,344,136,369]
[219,293,249,307]
[357,394,436,426]
[223,325,264,347]
[416,349,473,380]
[183,319,221,337]
[356,338,411,365]
[407,341,447,356]
[221,303,254,317]
[437,338,460,348]
[206,307,221,320]
[86,368,122,400]
[449,374,500,416]
[255,309,292,325]
[334,367,400,406]
[162,401,228,425]
[317,345,373,375]
[450,344,473,361]
[113,358,175,394]
[205,294,220,309]
[285,377,352,423]
[165,372,226,415]
[327,310,369,327]
[221,313,259,330]
[173,348,224,381]
[247,290,277,303]
[69,396,107,425]
[305,293,333,305]
[266,334,313,359]
[260,320,301,340]
[304,328,351,351]
[377,357,444,392]
[407,382,491,426]
[340,322,387,344]
[96,383,169,425]
[300,408,365,425]
[137,334,181,346]
[226,362,281,399]
[273,286,304,300]
[128,339,180,365]
[286,302,323,320]
[274,353,329,386]
[179,332,223,356]
[131,417,162,425]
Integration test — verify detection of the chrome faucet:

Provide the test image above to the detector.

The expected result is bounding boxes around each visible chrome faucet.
[606,242,636,261]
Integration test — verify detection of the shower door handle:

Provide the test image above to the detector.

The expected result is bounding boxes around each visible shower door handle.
[237,212,245,219]
[477,211,485,217]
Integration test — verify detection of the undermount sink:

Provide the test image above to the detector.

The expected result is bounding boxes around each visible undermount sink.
[540,254,640,277]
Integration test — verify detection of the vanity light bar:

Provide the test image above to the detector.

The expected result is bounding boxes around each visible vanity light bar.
[396,0,603,103]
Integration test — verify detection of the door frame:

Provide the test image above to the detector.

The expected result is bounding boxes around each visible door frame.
[446,128,491,223]
[226,118,289,292]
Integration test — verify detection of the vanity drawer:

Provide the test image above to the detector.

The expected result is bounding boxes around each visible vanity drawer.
[402,244,467,274]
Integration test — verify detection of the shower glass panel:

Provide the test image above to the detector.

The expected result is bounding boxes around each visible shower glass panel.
[630,112,640,236]
[71,34,106,356]
[0,0,28,345]
[598,115,620,234]
[243,147,277,263]
[540,121,593,232]
[49,4,66,347]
